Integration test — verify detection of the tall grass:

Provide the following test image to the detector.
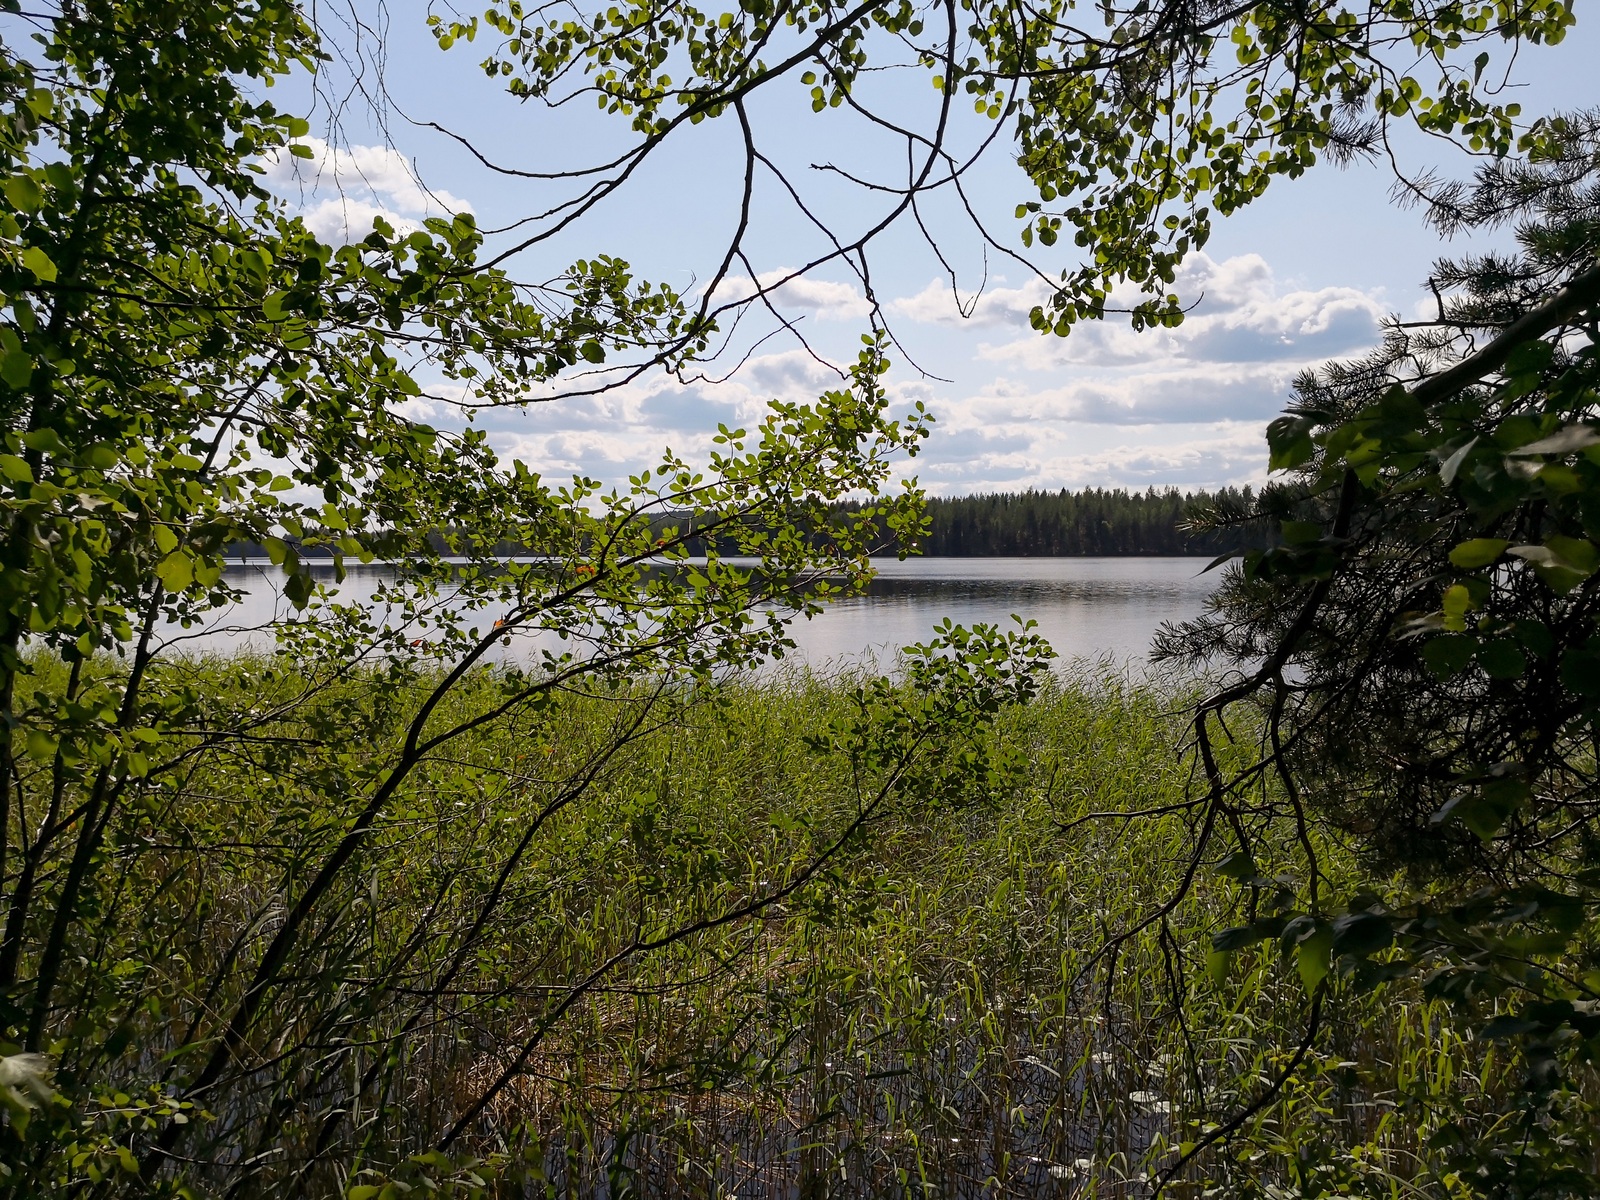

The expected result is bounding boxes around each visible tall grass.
[11,657,1567,1196]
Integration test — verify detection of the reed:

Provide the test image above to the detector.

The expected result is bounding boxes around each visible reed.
[9,656,1581,1196]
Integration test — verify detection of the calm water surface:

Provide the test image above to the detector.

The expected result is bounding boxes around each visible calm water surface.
[179,557,1219,671]
[785,557,1216,668]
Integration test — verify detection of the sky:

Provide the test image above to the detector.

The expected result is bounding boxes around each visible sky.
[263,5,1600,496]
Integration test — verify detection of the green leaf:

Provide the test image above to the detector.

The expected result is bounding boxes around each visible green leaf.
[1439,436,1478,485]
[1421,634,1475,678]
[156,552,195,592]
[0,454,33,482]
[1266,415,1315,471]
[1435,777,1527,840]
[1561,644,1600,696]
[1442,584,1474,631]
[22,245,57,282]
[1479,1013,1540,1040]
[24,728,59,761]
[1295,925,1333,991]
[1212,921,1278,951]
[1545,535,1598,573]
[1215,850,1258,881]
[1,1091,31,1136]
[85,442,119,469]
[1509,543,1591,594]
[283,568,313,608]
[20,429,65,453]
[1206,949,1230,985]
[1503,339,1554,376]
[1,350,33,389]
[3,174,43,212]
[1448,538,1508,569]
[1331,911,1393,958]
[1476,639,1526,679]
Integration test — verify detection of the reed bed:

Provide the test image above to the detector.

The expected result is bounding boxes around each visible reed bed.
[16,657,1564,1196]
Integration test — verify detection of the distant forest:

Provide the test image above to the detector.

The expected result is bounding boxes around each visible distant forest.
[232,487,1272,560]
[849,486,1272,556]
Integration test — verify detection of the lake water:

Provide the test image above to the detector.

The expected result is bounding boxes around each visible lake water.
[778,557,1217,669]
[180,557,1219,672]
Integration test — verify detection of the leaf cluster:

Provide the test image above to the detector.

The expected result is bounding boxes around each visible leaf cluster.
[1157,111,1600,1193]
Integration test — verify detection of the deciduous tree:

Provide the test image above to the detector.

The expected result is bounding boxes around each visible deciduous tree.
[0,0,1583,1191]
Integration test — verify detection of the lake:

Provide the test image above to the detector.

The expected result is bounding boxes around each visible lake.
[777,556,1218,668]
[180,557,1221,671]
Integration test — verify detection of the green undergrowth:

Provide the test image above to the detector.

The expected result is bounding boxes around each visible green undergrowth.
[9,656,1579,1197]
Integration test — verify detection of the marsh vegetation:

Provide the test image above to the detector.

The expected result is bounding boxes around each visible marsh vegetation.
[5,0,1600,1194]
[11,653,1580,1195]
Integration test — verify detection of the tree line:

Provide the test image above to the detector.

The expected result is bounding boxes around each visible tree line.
[227,486,1272,560]
[4,0,1592,1195]
[834,486,1271,556]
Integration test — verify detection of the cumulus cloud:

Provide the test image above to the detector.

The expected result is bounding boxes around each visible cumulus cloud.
[866,251,1389,489]
[400,247,1376,493]
[914,422,1270,493]
[474,276,1321,488]
[260,137,473,243]
[1044,428,1271,489]
[486,349,858,481]
[945,363,1302,427]
[889,276,1054,327]
[856,252,1391,448]
[707,270,872,321]
[974,252,1385,371]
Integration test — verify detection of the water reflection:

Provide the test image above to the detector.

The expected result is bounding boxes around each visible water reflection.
[795,557,1217,669]
[169,556,1220,671]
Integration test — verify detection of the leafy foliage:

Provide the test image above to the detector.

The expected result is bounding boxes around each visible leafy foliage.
[1158,110,1600,1194]
[0,0,1590,1193]
[448,0,1574,332]
[0,0,945,1189]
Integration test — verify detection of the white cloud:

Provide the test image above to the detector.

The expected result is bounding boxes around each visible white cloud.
[396,249,1378,494]
[915,422,1270,493]
[888,254,1383,383]
[944,363,1301,427]
[973,253,1385,371]
[294,197,422,244]
[889,277,1054,327]
[467,266,1333,488]
[1040,428,1269,490]
[708,270,872,320]
[860,252,1393,490]
[389,394,442,422]
[483,348,859,482]
[260,137,473,243]
[904,363,1282,490]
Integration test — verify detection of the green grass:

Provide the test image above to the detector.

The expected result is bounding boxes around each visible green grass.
[10,656,1560,1196]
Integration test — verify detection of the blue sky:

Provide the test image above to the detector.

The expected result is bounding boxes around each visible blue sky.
[265,6,1600,495]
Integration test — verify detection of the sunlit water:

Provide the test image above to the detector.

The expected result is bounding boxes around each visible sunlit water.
[163,556,1220,672]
